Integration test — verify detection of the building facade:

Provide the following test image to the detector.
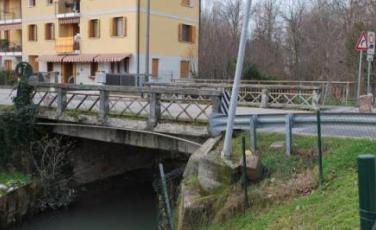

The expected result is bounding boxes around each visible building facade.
[0,0,199,83]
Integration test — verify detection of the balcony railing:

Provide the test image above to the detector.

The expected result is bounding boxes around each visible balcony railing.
[56,0,80,18]
[55,37,79,54]
[0,40,22,54]
[0,7,21,24]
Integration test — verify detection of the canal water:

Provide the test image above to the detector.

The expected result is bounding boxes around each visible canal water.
[13,171,158,230]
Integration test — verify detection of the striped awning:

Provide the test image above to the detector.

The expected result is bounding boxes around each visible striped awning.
[62,54,98,63]
[59,17,80,24]
[94,53,131,62]
[37,55,65,62]
[0,23,21,31]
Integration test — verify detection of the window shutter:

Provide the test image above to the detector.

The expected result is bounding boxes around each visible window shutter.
[44,24,47,40]
[52,24,55,39]
[28,26,31,40]
[191,26,196,43]
[88,20,94,38]
[178,24,183,42]
[98,20,101,38]
[35,25,37,41]
[124,17,127,37]
[111,18,115,36]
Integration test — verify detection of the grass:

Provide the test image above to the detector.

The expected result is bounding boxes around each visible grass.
[209,132,376,229]
[0,172,31,196]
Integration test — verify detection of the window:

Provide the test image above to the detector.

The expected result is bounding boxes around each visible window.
[88,19,100,38]
[180,60,190,78]
[28,24,37,41]
[110,62,120,74]
[29,0,36,7]
[3,30,9,41]
[178,24,196,43]
[90,63,98,76]
[45,23,55,40]
[47,0,53,5]
[29,56,39,72]
[111,17,127,37]
[152,58,159,77]
[181,0,194,7]
[47,62,53,72]
[4,60,12,71]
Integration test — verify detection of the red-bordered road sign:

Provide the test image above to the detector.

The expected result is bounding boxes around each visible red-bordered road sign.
[356,32,368,51]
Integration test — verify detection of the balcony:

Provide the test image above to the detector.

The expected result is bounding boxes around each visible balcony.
[0,7,21,25]
[0,39,21,56]
[56,0,80,19]
[55,37,80,54]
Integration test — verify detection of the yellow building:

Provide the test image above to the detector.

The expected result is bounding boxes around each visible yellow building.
[0,0,22,71]
[1,0,199,83]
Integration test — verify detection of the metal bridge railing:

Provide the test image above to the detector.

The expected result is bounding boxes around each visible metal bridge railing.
[30,83,223,127]
[209,112,376,155]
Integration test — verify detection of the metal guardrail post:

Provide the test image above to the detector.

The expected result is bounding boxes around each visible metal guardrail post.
[249,114,258,152]
[358,155,376,230]
[56,88,67,118]
[99,90,109,123]
[148,92,161,128]
[285,114,293,156]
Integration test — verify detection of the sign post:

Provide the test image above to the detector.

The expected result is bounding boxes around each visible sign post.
[367,31,375,94]
[355,32,367,102]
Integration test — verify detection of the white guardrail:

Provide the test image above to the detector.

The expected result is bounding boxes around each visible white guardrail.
[209,112,376,155]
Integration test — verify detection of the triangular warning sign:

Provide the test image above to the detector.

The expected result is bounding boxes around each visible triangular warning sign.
[356,32,368,51]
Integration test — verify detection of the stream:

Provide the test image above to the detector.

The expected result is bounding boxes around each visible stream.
[13,172,158,230]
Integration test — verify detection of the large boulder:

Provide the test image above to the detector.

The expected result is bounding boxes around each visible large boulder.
[197,153,239,192]
[359,94,374,113]
[239,150,264,182]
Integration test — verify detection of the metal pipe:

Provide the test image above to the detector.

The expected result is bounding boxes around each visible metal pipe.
[367,60,372,94]
[159,163,174,230]
[136,0,140,86]
[317,111,324,186]
[144,0,151,87]
[357,51,363,103]
[222,0,253,159]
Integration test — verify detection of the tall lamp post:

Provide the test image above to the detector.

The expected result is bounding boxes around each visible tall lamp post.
[144,0,151,87]
[222,0,253,159]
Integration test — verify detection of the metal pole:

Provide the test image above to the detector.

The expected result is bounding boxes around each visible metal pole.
[357,155,376,230]
[357,51,363,103]
[316,111,324,186]
[241,136,249,210]
[144,0,151,87]
[159,163,174,230]
[222,0,253,159]
[367,59,372,95]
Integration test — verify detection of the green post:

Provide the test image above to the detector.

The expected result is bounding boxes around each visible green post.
[358,155,376,230]
[316,111,324,186]
[241,136,249,209]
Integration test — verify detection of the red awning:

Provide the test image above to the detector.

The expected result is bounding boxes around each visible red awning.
[0,23,21,31]
[37,55,66,62]
[59,17,80,24]
[94,53,131,62]
[62,54,99,63]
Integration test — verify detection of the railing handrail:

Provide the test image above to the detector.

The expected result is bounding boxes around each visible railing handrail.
[191,79,356,85]
[29,82,223,96]
[146,82,322,91]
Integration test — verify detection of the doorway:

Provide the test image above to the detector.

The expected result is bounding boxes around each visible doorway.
[62,63,74,83]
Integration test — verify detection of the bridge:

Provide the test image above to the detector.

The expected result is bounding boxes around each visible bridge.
[18,81,376,154]
[18,82,320,156]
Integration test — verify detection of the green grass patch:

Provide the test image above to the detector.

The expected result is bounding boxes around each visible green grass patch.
[209,132,376,229]
[0,172,31,187]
